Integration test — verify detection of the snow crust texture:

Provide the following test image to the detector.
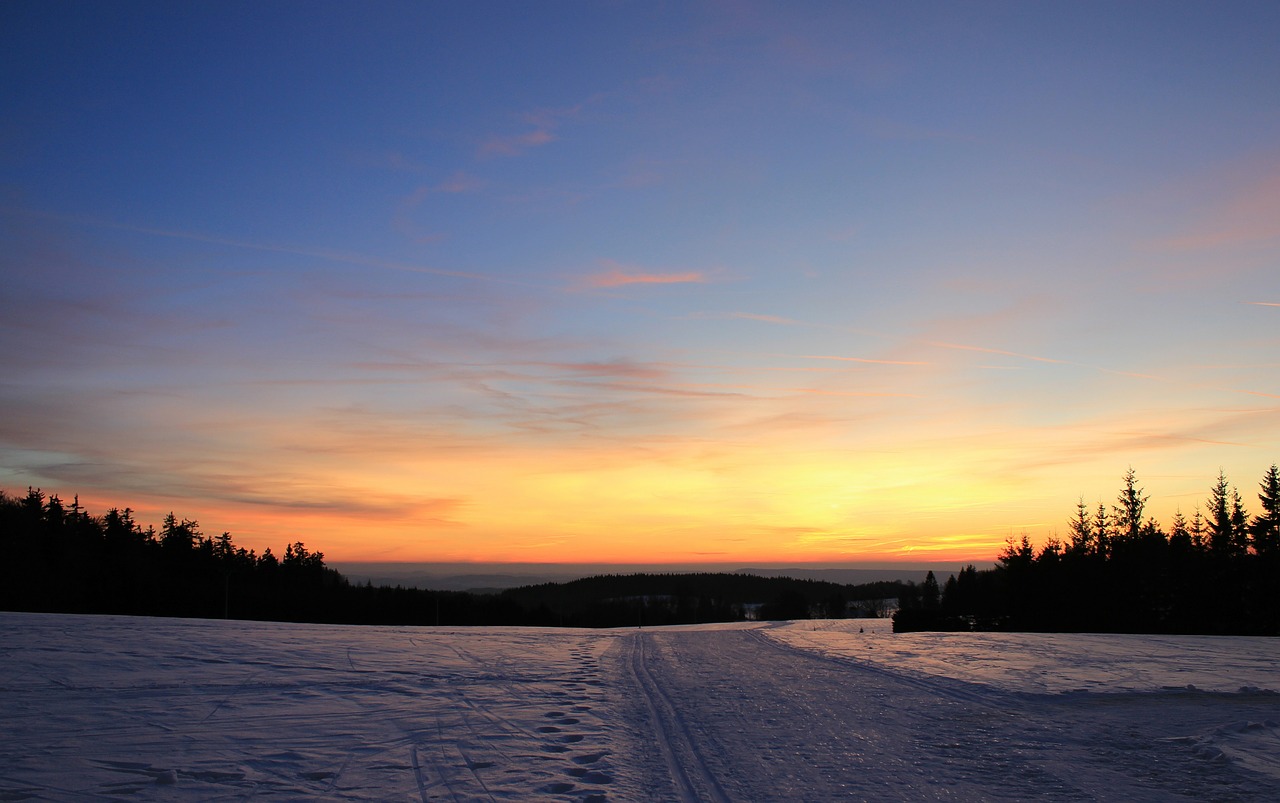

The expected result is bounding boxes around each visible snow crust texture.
[2,612,1278,800]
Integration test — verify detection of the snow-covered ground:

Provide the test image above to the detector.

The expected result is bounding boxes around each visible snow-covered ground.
[2,612,1277,800]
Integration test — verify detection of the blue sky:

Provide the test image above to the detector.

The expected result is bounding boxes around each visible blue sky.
[2,2,1278,562]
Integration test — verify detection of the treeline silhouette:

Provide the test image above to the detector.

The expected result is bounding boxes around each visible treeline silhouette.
[501,573,904,627]
[0,488,905,627]
[895,466,1280,635]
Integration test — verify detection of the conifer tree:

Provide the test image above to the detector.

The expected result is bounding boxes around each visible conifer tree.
[1190,506,1207,551]
[1168,509,1192,551]
[1067,498,1094,555]
[1206,470,1239,556]
[1113,467,1148,543]
[1230,487,1249,554]
[1092,503,1111,557]
[921,570,940,609]
[1253,464,1280,554]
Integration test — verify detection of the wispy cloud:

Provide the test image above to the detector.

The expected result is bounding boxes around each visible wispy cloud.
[797,354,930,367]
[479,128,557,158]
[681,311,806,326]
[926,340,1066,365]
[923,336,1279,403]
[393,172,488,243]
[728,312,802,325]
[536,359,672,380]
[1150,163,1280,252]
[791,388,920,398]
[580,260,709,289]
[13,209,537,287]
[1226,387,1280,400]
[478,97,604,159]
[1245,301,1280,307]
[433,171,487,195]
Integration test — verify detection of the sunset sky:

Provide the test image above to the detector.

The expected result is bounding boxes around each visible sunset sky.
[3,2,1278,565]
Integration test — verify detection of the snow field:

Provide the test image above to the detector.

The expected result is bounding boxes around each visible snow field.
[765,618,1280,789]
[763,618,1280,695]
[2,612,1278,800]
[0,614,629,800]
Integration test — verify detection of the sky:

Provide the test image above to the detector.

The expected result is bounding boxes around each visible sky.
[2,1,1278,565]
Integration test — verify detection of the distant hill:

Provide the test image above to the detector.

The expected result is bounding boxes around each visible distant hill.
[734,567,966,586]
[498,572,908,627]
[329,562,960,592]
[0,488,916,627]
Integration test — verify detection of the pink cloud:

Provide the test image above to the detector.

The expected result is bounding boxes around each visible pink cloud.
[681,311,804,326]
[582,261,708,289]
[926,341,1065,365]
[1156,169,1280,252]
[479,128,557,158]
[432,171,487,194]
[476,95,606,159]
[392,172,487,243]
[730,312,802,325]
[798,354,930,367]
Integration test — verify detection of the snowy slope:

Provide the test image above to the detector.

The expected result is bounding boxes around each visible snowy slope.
[2,612,1278,800]
[765,618,1280,694]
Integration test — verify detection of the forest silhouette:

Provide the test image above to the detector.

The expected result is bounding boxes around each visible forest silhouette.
[0,487,900,628]
[895,465,1280,635]
[2,464,1277,634]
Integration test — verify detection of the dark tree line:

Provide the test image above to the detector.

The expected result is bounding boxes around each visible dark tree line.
[500,573,906,627]
[0,487,345,622]
[895,465,1280,635]
[0,488,904,627]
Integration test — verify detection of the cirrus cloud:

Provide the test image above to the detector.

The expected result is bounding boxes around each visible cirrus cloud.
[579,260,710,289]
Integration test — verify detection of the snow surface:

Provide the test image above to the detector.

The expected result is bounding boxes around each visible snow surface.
[2,612,1278,800]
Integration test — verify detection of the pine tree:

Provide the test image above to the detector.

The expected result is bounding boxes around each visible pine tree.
[1169,509,1192,551]
[1206,470,1238,556]
[921,570,940,610]
[999,534,1035,568]
[1190,506,1207,551]
[1230,487,1249,554]
[1253,464,1280,554]
[1113,467,1148,543]
[1038,536,1063,564]
[1067,497,1094,556]
[214,531,235,561]
[1092,502,1111,557]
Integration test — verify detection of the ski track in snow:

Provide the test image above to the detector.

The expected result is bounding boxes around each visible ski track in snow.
[625,632,730,803]
[1,613,1278,801]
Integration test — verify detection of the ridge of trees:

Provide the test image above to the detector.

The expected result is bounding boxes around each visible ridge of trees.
[9,464,1276,634]
[894,465,1280,635]
[0,488,903,627]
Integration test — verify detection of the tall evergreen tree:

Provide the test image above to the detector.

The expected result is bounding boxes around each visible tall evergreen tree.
[1168,509,1192,551]
[998,534,1034,568]
[921,570,940,609]
[1038,535,1063,563]
[1190,506,1207,551]
[1113,467,1148,544]
[1092,502,1112,557]
[1206,470,1239,556]
[1253,464,1280,554]
[1067,497,1094,556]
[1230,487,1250,554]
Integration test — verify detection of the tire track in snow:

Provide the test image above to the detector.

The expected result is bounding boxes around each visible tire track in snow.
[626,632,731,803]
